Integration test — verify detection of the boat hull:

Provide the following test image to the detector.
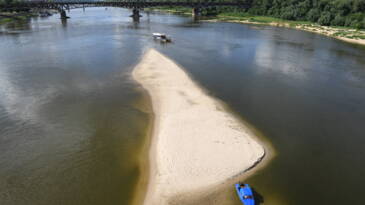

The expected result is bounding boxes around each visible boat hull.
[235,184,255,205]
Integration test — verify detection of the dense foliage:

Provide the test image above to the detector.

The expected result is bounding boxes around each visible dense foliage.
[245,0,365,28]
[156,0,365,29]
[0,0,18,6]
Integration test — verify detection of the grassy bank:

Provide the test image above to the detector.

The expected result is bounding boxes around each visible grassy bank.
[145,6,192,16]
[0,11,38,25]
[214,12,365,44]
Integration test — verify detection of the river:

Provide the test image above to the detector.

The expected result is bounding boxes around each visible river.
[1,7,365,205]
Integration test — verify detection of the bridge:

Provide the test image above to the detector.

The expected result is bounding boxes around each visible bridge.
[0,0,252,20]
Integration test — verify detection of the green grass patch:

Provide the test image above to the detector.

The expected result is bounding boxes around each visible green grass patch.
[146,6,192,15]
[0,17,13,24]
[333,31,348,37]
[0,11,37,25]
[216,12,311,27]
[351,35,365,39]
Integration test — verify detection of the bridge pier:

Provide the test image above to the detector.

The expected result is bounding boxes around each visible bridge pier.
[130,8,142,21]
[192,7,201,17]
[60,9,69,19]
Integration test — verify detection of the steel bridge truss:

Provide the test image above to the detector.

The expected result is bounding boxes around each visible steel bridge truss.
[1,0,251,20]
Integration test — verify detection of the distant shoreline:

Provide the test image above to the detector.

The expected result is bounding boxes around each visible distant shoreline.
[0,11,38,25]
[132,49,268,205]
[146,9,365,47]
[204,16,365,46]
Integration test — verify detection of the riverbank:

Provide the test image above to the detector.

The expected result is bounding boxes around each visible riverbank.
[209,14,365,46]
[132,49,266,205]
[146,8,365,46]
[0,11,37,24]
[0,10,55,26]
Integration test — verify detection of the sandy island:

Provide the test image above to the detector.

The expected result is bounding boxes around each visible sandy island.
[133,49,266,205]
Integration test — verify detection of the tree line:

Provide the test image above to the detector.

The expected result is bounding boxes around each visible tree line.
[241,0,365,28]
[154,0,365,29]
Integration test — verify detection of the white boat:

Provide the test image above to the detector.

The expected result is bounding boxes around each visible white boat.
[152,33,172,42]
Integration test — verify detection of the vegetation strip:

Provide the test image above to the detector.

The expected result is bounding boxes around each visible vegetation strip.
[147,4,365,45]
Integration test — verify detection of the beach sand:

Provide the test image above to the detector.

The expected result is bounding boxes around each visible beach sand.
[132,49,266,205]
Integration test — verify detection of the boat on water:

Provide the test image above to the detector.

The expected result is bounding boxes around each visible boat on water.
[152,33,172,43]
[235,183,255,205]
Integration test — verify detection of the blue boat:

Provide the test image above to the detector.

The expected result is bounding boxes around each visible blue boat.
[235,183,255,205]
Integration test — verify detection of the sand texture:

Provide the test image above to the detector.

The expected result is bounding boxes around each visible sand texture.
[132,49,265,205]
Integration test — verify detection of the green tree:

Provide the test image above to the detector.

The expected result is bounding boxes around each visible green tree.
[331,14,345,26]
[297,0,311,19]
[212,0,365,29]
[306,8,321,22]
[4,0,13,4]
[318,11,332,25]
[352,0,365,12]
[281,6,297,20]
[334,0,351,15]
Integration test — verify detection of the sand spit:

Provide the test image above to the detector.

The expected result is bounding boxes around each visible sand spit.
[132,49,265,205]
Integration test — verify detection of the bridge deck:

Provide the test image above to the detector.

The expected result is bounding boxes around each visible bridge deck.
[1,1,251,10]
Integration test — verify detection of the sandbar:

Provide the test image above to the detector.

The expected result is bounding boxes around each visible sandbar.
[132,49,265,205]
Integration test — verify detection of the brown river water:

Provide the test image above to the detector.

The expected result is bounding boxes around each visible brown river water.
[1,7,365,205]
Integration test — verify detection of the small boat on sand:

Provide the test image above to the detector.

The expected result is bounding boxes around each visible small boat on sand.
[235,183,255,205]
[152,33,172,43]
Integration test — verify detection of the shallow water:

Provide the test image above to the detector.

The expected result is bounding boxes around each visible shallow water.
[156,19,365,205]
[0,8,150,205]
[1,7,365,205]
